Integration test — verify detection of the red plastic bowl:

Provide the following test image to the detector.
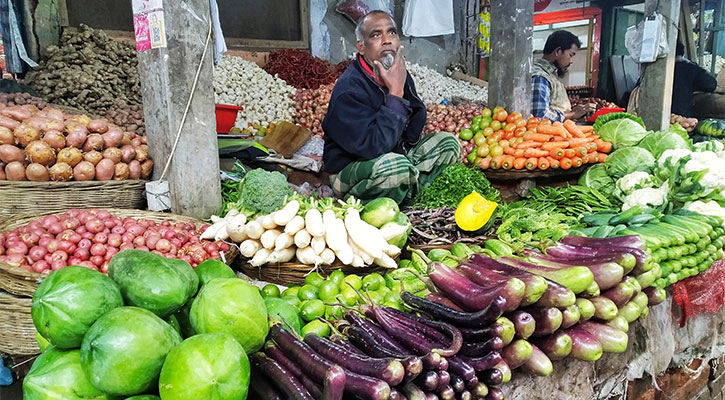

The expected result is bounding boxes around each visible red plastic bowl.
[587,106,625,123]
[215,104,242,133]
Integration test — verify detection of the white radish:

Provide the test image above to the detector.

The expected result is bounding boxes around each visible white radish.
[294,229,312,248]
[296,246,323,265]
[275,232,294,251]
[245,220,264,239]
[344,208,383,259]
[239,239,261,258]
[383,243,401,258]
[350,240,373,265]
[320,248,336,265]
[226,208,240,217]
[266,247,296,263]
[226,214,248,242]
[284,216,305,235]
[260,229,282,249]
[379,223,409,241]
[324,211,347,252]
[334,244,354,266]
[311,236,326,255]
[261,214,278,230]
[201,220,226,240]
[351,254,365,267]
[375,253,398,269]
[250,248,272,267]
[210,215,223,224]
[273,200,300,226]
[305,209,325,237]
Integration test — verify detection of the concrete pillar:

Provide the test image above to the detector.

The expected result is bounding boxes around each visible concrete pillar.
[489,0,534,115]
[136,0,221,219]
[639,0,681,131]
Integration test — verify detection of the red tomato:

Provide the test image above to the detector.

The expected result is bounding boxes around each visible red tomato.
[506,112,522,124]
[503,123,516,132]
[494,110,508,122]
[514,127,527,137]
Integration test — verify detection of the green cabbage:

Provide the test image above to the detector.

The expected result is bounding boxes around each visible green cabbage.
[637,129,692,159]
[598,118,649,149]
[578,164,616,197]
[604,147,656,179]
[593,112,645,132]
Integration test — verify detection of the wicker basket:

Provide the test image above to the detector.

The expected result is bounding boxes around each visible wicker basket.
[0,290,38,355]
[0,208,238,298]
[238,261,385,286]
[0,180,147,216]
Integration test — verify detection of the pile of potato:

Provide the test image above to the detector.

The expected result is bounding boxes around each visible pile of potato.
[104,104,145,136]
[25,25,142,114]
[0,104,153,182]
[0,93,48,109]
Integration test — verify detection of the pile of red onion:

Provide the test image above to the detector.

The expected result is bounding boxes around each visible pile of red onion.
[423,103,482,135]
[0,209,230,274]
[293,83,335,137]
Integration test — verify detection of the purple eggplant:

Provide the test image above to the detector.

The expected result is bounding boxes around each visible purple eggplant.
[564,326,603,362]
[560,305,581,329]
[602,281,635,308]
[425,394,438,400]
[439,385,455,400]
[304,333,405,386]
[471,382,489,399]
[492,360,511,383]
[510,311,535,339]
[389,388,405,400]
[265,342,322,398]
[437,370,451,390]
[465,255,548,306]
[535,278,576,308]
[329,334,366,356]
[249,369,284,400]
[459,390,472,400]
[576,298,595,320]
[457,352,502,372]
[344,324,424,381]
[485,387,504,400]
[436,356,449,372]
[545,243,649,270]
[524,248,638,275]
[521,344,553,377]
[426,293,464,311]
[414,371,440,392]
[501,339,533,369]
[623,276,642,295]
[499,256,594,294]
[401,383,427,400]
[579,321,629,353]
[479,367,503,386]
[322,365,346,400]
[533,331,572,361]
[250,353,314,400]
[449,374,465,392]
[372,305,461,357]
[525,307,563,337]
[459,336,504,357]
[400,291,506,329]
[607,315,630,333]
[345,312,411,355]
[458,323,505,342]
[590,296,619,321]
[559,235,646,250]
[446,357,476,381]
[269,324,391,400]
[371,306,463,355]
[525,253,624,292]
[644,286,666,306]
[428,262,505,311]
[496,317,515,346]
[457,263,525,311]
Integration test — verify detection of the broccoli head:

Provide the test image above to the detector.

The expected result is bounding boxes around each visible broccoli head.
[238,168,291,215]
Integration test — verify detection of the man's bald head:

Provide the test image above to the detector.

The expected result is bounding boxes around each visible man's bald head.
[355,10,396,42]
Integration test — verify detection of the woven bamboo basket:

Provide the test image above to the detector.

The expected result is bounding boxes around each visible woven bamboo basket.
[0,290,38,355]
[238,261,385,286]
[0,208,238,298]
[0,180,147,216]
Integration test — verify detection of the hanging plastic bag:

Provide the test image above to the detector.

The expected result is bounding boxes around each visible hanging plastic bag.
[625,13,670,63]
[336,0,392,24]
[402,0,455,37]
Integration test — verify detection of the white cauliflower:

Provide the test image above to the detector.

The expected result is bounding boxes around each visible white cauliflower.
[616,171,654,197]
[622,182,669,211]
[685,200,725,225]
[658,148,693,165]
[683,151,725,195]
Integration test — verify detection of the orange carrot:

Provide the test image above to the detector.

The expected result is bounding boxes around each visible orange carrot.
[599,141,613,153]
[515,140,542,149]
[563,149,576,158]
[547,156,560,169]
[477,157,491,169]
[523,148,550,158]
[504,146,517,156]
[564,120,586,138]
[490,155,503,169]
[549,148,564,159]
[580,125,594,133]
[585,142,598,152]
[559,157,572,169]
[513,157,527,170]
[501,155,515,170]
[541,141,569,150]
[534,124,560,136]
[523,132,554,142]
[514,149,525,158]
[587,151,598,163]
[538,157,550,170]
[567,137,594,147]
[598,153,608,163]
[525,157,538,170]
[575,146,588,157]
[571,156,583,168]
[551,121,570,138]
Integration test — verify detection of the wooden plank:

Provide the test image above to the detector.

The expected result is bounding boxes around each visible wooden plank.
[639,0,680,131]
[34,0,61,57]
[451,70,488,88]
[259,121,312,159]
[679,1,697,61]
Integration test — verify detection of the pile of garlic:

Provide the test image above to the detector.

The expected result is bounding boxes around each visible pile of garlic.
[213,55,297,128]
[407,62,488,105]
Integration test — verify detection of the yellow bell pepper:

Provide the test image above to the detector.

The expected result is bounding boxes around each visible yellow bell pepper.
[455,192,498,231]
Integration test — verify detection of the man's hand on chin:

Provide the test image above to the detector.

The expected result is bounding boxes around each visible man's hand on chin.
[374,46,406,98]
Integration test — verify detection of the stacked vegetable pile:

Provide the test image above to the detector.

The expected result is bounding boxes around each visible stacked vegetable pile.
[694,118,725,140]
[26,25,142,114]
[213,55,296,130]
[0,105,152,181]
[263,49,351,90]
[423,103,483,136]
[293,82,334,137]
[0,92,48,109]
[104,104,145,136]
[458,107,612,171]
[0,208,230,273]
[24,252,266,399]
[407,62,489,104]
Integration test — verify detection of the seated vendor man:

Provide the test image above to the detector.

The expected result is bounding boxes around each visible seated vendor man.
[322,10,460,205]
